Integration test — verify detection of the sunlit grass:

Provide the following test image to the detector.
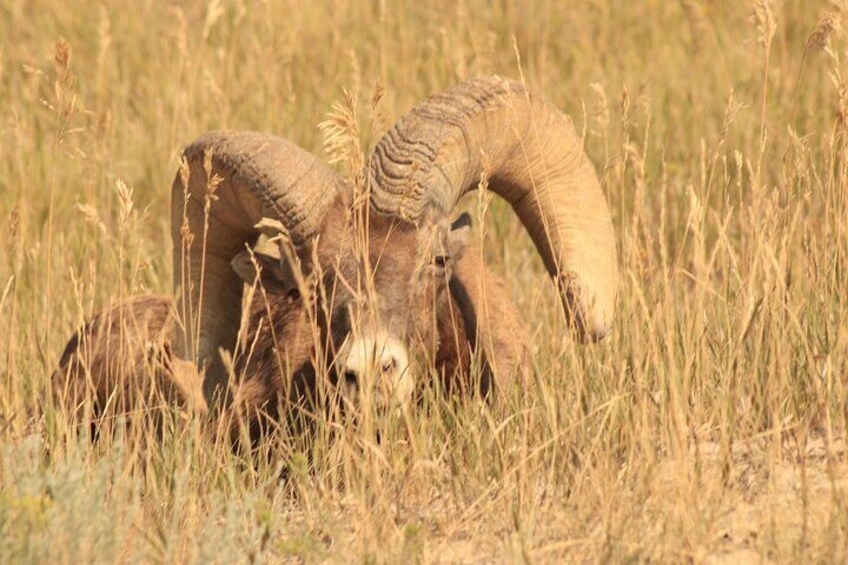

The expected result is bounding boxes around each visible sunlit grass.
[1,0,847,561]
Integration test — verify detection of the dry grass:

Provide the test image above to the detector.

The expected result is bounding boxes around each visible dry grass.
[1,0,848,562]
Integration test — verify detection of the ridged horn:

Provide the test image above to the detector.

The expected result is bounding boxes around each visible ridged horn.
[171,130,344,396]
[369,76,617,341]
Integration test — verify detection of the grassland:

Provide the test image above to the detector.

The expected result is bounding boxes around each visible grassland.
[1,0,848,562]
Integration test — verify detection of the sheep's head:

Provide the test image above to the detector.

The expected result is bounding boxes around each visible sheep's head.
[231,203,473,410]
[172,76,618,410]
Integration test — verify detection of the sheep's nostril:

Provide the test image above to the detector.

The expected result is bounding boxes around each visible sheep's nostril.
[381,357,398,374]
[343,371,358,386]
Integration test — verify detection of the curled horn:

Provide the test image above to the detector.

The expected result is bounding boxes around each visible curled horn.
[369,76,617,341]
[171,130,345,396]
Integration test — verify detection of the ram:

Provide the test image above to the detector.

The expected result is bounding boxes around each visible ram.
[53,76,617,431]
[53,250,526,434]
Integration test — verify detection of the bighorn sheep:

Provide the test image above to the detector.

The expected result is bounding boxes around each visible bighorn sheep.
[53,76,617,429]
[53,249,527,434]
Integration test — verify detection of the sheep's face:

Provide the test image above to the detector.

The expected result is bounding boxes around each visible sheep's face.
[231,203,471,411]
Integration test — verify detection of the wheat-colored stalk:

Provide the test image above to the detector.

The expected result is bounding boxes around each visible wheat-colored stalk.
[43,37,78,374]
[3,2,848,561]
[793,12,843,125]
[751,0,776,176]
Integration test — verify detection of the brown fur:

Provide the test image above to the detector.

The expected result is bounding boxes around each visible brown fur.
[51,296,202,420]
[53,248,529,439]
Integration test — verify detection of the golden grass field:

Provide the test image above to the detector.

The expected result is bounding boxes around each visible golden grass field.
[2,0,848,562]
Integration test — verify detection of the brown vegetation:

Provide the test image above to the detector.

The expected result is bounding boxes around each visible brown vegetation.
[2,0,847,562]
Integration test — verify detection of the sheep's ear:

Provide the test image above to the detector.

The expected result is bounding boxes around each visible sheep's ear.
[446,212,472,260]
[450,212,472,232]
[231,238,298,296]
[231,250,285,294]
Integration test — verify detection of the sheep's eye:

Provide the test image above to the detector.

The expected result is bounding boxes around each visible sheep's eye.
[434,255,448,268]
